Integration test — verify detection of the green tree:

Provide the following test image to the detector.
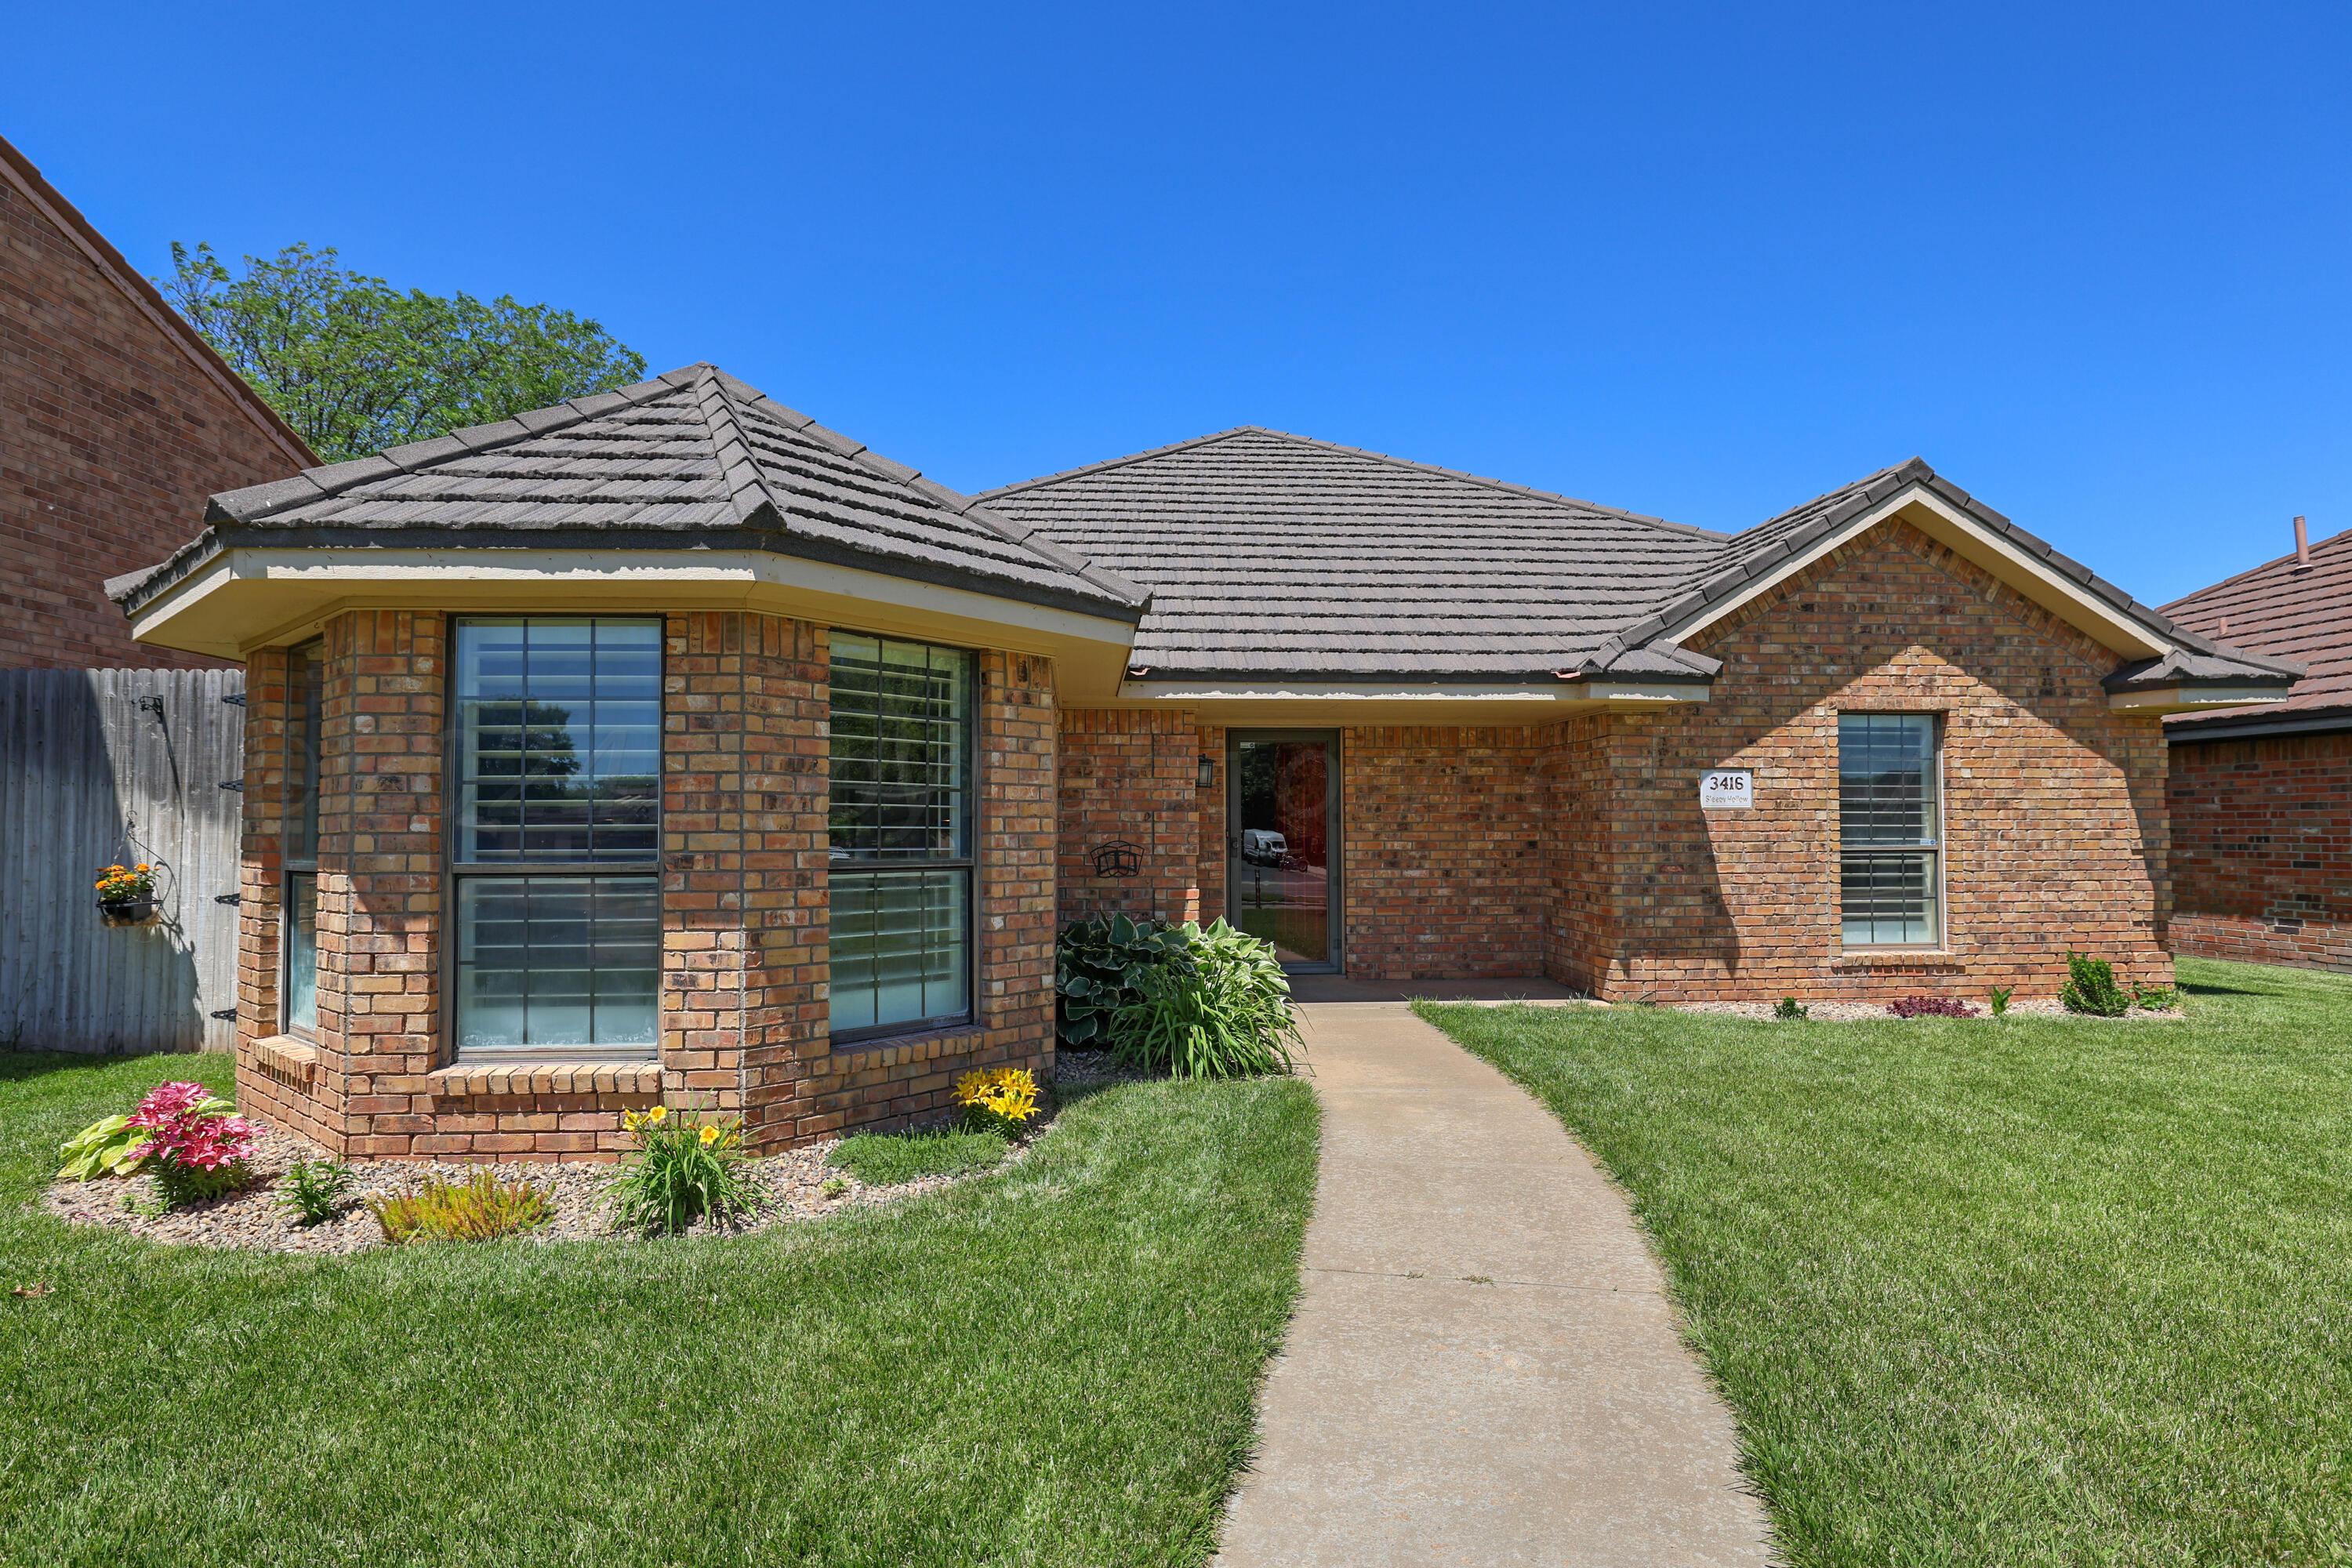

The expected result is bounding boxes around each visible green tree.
[161,241,648,462]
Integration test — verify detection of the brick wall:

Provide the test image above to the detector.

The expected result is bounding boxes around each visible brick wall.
[1342,725,1550,979]
[0,165,303,669]
[1056,707,1203,927]
[1577,520,2173,1001]
[2169,729,2352,974]
[234,609,1055,1162]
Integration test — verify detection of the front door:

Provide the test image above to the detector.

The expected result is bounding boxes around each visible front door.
[1227,731,1341,971]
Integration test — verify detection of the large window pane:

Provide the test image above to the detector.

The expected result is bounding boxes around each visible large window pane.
[829,632,972,1036]
[285,643,322,862]
[1839,713,1940,946]
[285,873,318,1035]
[455,618,660,862]
[456,876,659,1052]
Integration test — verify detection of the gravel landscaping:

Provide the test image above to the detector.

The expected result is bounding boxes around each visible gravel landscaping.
[1664,997,2184,1022]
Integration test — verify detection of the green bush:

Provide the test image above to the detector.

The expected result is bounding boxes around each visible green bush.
[369,1171,551,1244]
[1988,985,2013,1017]
[828,1127,1007,1186]
[1106,919,1302,1080]
[2060,951,2130,1017]
[2134,983,2179,1011]
[56,1113,153,1181]
[278,1159,356,1225]
[607,1108,760,1236]
[1056,913,1192,1047]
[1773,996,1808,1021]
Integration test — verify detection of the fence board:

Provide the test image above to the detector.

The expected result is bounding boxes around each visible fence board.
[0,669,245,1054]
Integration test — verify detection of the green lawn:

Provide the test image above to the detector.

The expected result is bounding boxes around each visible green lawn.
[1421,957,2352,1567]
[0,1051,1318,1568]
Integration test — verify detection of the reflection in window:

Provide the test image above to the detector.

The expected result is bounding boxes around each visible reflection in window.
[452,619,661,1055]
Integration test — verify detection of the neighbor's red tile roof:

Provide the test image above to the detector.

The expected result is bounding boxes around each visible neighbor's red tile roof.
[2162,521,2352,733]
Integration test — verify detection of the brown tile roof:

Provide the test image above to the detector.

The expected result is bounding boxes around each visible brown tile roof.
[111,365,1146,622]
[2161,522,2352,737]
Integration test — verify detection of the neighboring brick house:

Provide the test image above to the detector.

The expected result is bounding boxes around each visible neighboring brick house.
[2161,518,2350,973]
[0,133,315,667]
[111,365,2296,1160]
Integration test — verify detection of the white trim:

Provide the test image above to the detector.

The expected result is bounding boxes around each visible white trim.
[2109,684,2292,713]
[1661,485,2176,661]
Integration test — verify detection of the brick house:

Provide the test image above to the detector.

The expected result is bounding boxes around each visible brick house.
[109,365,2296,1160]
[1,132,314,667]
[2161,517,2351,973]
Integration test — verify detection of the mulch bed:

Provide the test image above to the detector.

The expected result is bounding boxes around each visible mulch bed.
[40,1051,1155,1255]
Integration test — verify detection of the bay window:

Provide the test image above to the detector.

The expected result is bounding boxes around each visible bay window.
[829,633,974,1039]
[451,618,660,1056]
[1838,712,1941,947]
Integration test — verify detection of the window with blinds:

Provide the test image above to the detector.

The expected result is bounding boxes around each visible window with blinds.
[1838,712,1941,947]
[828,633,974,1038]
[451,619,661,1055]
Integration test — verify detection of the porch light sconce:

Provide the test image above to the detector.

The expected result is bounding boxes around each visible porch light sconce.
[1197,756,1215,788]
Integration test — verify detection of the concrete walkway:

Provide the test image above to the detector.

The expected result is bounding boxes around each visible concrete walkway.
[1214,1001,1774,1568]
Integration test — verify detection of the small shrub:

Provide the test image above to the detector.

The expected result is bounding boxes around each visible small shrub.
[607,1105,760,1236]
[956,1066,1041,1135]
[370,1170,551,1244]
[1773,996,1809,1021]
[279,1159,356,1225]
[1106,918,1302,1080]
[828,1127,1007,1187]
[819,1177,848,1200]
[1889,995,1979,1019]
[125,1081,256,1209]
[2133,983,2179,1012]
[1988,985,2013,1017]
[2060,951,2130,1017]
[56,1113,154,1181]
[1057,913,1194,1046]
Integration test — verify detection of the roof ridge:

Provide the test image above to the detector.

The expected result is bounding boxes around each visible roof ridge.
[685,365,786,526]
[2161,521,2352,615]
[975,427,1267,499]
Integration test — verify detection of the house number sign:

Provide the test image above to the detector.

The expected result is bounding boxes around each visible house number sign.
[1700,769,1754,810]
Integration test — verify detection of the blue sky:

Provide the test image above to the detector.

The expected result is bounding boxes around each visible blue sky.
[13,2,2347,601]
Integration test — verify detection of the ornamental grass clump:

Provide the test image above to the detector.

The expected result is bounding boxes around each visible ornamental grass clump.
[606,1105,760,1236]
[955,1067,1040,1135]
[369,1170,551,1244]
[124,1081,256,1207]
[1105,919,1303,1080]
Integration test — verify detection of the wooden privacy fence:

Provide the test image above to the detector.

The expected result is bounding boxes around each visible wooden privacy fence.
[0,668,245,1054]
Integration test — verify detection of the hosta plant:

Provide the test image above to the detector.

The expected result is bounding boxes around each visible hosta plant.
[370,1171,551,1244]
[56,1113,156,1181]
[125,1081,256,1207]
[956,1066,1041,1135]
[1056,913,1193,1047]
[606,1105,760,1236]
[1106,919,1302,1080]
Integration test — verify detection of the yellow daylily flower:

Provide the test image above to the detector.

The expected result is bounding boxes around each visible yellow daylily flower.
[699,1124,720,1146]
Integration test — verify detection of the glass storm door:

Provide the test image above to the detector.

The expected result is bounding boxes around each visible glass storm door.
[1227,732,1340,971]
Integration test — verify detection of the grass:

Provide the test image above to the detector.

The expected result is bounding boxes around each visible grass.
[0,1051,1317,1567]
[1419,957,2352,1567]
[828,1125,1008,1185]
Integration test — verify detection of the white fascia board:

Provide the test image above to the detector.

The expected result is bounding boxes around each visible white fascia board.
[1118,680,1708,703]
[2109,685,2292,713]
[1661,485,2175,661]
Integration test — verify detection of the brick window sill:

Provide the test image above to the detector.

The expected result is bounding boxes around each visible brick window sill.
[1831,949,1962,969]
[426,1061,663,1099]
[829,1020,985,1064]
[249,1034,318,1087]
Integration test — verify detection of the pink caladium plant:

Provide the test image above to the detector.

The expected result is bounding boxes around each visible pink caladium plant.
[126,1081,257,1174]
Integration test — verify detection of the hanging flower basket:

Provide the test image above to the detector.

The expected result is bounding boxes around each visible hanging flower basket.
[95,862,158,925]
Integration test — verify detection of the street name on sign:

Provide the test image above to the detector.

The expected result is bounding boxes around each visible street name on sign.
[1700,769,1754,810]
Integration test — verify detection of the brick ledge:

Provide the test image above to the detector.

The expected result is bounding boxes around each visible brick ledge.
[427,1060,663,1099]
[1831,949,1964,970]
[249,1034,318,1086]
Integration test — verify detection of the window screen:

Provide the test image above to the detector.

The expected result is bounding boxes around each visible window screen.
[452,619,661,1055]
[828,633,973,1037]
[1839,713,1940,946]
